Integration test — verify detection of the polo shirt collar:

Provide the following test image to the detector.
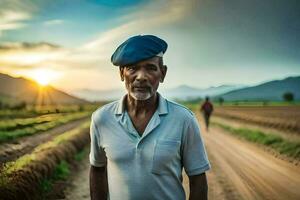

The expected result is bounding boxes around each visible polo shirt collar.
[114,92,168,115]
[157,92,168,115]
[115,94,127,115]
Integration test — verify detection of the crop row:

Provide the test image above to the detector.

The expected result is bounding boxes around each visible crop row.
[0,104,100,119]
[0,121,90,200]
[0,113,69,131]
[214,108,300,133]
[0,111,92,143]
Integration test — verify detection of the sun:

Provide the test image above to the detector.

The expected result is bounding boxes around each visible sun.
[35,72,50,86]
[29,69,59,86]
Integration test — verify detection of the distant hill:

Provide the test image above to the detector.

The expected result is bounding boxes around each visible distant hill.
[72,88,126,102]
[219,76,300,101]
[160,84,246,100]
[0,73,88,105]
[72,84,244,101]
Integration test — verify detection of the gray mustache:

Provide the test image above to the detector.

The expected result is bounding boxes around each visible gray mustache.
[132,85,151,88]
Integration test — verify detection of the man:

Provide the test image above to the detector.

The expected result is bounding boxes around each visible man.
[200,96,214,131]
[89,35,210,200]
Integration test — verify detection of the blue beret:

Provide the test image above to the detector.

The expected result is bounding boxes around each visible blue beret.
[111,35,168,66]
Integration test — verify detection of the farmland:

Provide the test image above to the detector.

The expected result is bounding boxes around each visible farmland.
[0,104,101,199]
[185,102,300,160]
[0,122,91,199]
[56,103,300,200]
[1,102,300,199]
[0,112,91,142]
[213,105,300,134]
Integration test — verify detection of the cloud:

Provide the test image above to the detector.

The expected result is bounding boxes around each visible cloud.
[67,0,198,72]
[0,0,38,36]
[0,11,31,35]
[14,1,197,74]
[0,40,103,75]
[83,0,195,51]
[43,19,64,26]
[0,41,66,69]
[1,0,196,71]
[0,42,60,51]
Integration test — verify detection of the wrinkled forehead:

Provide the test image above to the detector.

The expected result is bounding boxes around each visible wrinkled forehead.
[124,56,160,68]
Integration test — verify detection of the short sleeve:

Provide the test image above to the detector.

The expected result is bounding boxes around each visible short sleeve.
[89,114,107,167]
[182,115,210,176]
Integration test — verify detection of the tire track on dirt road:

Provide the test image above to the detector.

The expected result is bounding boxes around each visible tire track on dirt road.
[203,121,300,200]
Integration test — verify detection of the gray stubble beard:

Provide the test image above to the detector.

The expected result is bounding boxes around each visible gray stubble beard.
[129,90,153,101]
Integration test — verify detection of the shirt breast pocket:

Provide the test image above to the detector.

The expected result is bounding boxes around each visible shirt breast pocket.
[151,140,181,175]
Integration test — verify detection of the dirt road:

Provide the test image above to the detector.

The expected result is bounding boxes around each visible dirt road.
[202,117,300,199]
[62,116,300,200]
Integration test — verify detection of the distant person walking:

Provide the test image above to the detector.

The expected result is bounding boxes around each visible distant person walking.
[201,96,214,131]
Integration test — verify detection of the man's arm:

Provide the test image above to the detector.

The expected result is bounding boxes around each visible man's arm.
[188,173,208,200]
[90,165,108,200]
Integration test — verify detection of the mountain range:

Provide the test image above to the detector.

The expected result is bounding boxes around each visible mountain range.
[1,72,299,104]
[73,76,300,101]
[218,76,300,101]
[72,84,245,101]
[0,73,87,105]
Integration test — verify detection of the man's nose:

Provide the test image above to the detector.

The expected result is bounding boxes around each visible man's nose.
[136,69,147,81]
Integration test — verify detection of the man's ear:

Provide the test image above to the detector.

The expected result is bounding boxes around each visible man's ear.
[119,67,124,81]
[160,65,167,83]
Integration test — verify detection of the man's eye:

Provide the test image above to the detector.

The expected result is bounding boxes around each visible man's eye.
[126,66,135,70]
[148,66,157,71]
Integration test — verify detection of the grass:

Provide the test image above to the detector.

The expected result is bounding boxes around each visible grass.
[74,147,89,162]
[40,179,52,193]
[0,113,66,131]
[182,102,200,111]
[51,160,70,180]
[0,104,101,119]
[219,101,300,107]
[40,147,89,194]
[181,101,300,109]
[40,160,71,193]
[213,122,300,159]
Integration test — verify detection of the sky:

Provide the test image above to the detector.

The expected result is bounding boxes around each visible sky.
[0,0,299,93]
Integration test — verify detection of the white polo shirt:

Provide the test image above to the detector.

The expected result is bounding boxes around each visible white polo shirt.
[89,93,210,200]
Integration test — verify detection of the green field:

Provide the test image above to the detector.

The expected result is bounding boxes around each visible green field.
[0,104,100,143]
[0,104,99,119]
[181,100,300,109]
[213,122,300,159]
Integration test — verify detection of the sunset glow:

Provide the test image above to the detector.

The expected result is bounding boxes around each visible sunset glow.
[28,69,59,86]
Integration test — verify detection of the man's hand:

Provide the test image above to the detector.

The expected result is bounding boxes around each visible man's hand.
[188,173,208,200]
[89,165,108,200]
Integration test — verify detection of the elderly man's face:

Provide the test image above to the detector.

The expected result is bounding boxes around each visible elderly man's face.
[120,57,167,101]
